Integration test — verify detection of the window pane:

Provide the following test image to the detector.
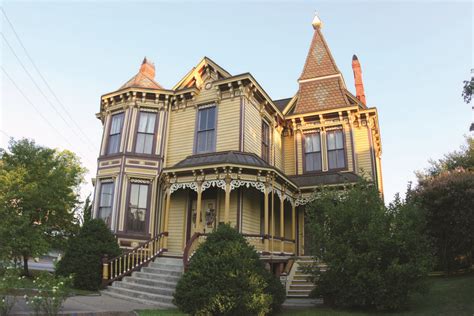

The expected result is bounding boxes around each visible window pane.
[306,152,321,172]
[100,183,113,207]
[312,134,320,152]
[304,135,313,153]
[335,131,344,149]
[135,134,145,153]
[206,107,215,130]
[138,184,148,209]
[139,112,156,134]
[206,130,215,152]
[328,150,337,169]
[198,108,208,131]
[337,149,346,168]
[108,134,119,154]
[110,113,124,135]
[305,133,320,153]
[197,131,206,153]
[130,184,139,207]
[327,132,336,150]
[143,134,154,154]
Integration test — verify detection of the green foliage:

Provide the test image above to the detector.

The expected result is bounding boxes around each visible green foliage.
[305,181,432,311]
[25,272,72,316]
[82,195,93,224]
[415,170,474,272]
[56,219,121,291]
[173,224,285,316]
[0,139,86,275]
[462,75,473,104]
[0,268,27,316]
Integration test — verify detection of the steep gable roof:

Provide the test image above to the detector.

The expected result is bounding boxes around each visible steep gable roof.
[173,57,232,90]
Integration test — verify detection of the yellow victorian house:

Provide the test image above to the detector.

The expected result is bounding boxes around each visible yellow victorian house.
[94,15,383,303]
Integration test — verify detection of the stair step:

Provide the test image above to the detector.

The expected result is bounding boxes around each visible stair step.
[123,276,177,288]
[106,286,174,304]
[102,289,175,308]
[113,280,174,296]
[149,262,184,271]
[133,271,181,282]
[154,257,184,265]
[141,267,183,276]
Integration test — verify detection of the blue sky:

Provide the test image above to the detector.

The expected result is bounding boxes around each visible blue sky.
[1,1,472,202]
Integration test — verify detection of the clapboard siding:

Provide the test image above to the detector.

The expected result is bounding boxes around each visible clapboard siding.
[241,189,261,234]
[296,132,303,175]
[344,124,354,172]
[244,99,261,157]
[216,98,240,152]
[353,125,373,180]
[274,129,283,170]
[283,134,295,175]
[166,108,196,167]
[167,190,187,254]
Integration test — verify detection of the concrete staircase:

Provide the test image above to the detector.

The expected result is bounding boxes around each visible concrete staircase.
[286,258,318,298]
[102,257,183,308]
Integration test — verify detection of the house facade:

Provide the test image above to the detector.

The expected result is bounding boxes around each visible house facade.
[92,16,383,262]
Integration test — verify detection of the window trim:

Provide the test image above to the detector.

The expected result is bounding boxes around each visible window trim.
[124,181,152,236]
[261,120,270,163]
[302,131,323,174]
[326,128,348,171]
[133,110,159,155]
[194,104,218,154]
[97,180,114,228]
[106,112,125,155]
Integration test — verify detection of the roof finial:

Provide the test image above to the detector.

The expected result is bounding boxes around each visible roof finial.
[142,56,148,64]
[312,12,323,29]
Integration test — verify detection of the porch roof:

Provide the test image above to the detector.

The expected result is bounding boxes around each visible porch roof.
[289,172,360,188]
[170,151,272,170]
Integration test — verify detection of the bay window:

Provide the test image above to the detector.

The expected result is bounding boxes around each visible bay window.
[107,113,124,154]
[98,181,114,228]
[196,105,216,154]
[127,182,149,233]
[135,111,156,154]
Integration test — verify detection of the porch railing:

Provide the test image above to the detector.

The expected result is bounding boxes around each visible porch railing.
[102,232,166,286]
[183,232,295,270]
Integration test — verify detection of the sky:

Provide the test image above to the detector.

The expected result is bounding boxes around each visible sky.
[1,1,472,203]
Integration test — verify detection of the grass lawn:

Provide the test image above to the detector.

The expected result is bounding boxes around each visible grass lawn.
[136,273,474,316]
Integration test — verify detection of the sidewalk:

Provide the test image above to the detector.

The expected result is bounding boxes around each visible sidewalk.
[11,293,169,315]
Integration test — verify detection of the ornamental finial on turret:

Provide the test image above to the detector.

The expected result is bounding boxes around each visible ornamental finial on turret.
[312,12,323,29]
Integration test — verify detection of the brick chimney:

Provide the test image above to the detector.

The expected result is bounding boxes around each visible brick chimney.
[352,54,366,104]
[140,57,155,79]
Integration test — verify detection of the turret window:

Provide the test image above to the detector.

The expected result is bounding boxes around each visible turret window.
[304,132,322,172]
[135,111,157,154]
[261,121,270,163]
[327,129,346,169]
[196,105,216,154]
[127,182,149,233]
[98,181,114,228]
[107,113,124,154]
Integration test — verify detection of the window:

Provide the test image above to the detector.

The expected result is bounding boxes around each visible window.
[107,113,124,154]
[261,121,270,162]
[135,111,156,154]
[98,182,113,228]
[127,183,148,233]
[196,106,216,153]
[304,132,322,172]
[327,129,346,169]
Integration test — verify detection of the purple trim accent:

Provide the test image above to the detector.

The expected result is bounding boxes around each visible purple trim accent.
[242,98,246,151]
[159,110,168,157]
[123,108,133,153]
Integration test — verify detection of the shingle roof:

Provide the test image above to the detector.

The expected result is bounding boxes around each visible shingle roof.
[289,172,360,187]
[273,98,292,112]
[171,151,271,169]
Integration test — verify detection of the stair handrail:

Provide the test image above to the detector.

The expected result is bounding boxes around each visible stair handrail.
[102,232,167,286]
[183,232,209,270]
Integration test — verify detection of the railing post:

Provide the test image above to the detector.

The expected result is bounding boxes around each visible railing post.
[163,186,171,250]
[224,177,231,223]
[280,191,285,254]
[264,183,270,253]
[291,203,296,254]
[101,254,109,287]
[195,181,203,232]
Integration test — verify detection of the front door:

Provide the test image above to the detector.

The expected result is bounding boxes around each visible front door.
[186,198,217,242]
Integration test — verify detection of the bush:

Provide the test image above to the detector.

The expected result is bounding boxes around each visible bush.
[305,182,432,311]
[173,224,285,315]
[416,170,474,272]
[25,272,72,316]
[56,219,121,290]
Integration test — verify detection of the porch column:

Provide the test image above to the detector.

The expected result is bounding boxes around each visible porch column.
[264,184,269,252]
[195,181,203,232]
[224,177,231,223]
[280,192,285,253]
[162,186,171,250]
[291,203,296,254]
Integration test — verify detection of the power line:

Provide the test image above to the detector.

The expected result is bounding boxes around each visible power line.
[1,7,98,151]
[1,66,96,167]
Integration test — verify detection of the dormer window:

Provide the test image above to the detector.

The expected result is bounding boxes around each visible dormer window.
[327,129,346,170]
[261,121,270,163]
[195,105,216,154]
[304,132,322,172]
[107,113,124,154]
[135,111,157,154]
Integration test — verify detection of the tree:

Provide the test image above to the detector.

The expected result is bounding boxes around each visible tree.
[56,219,121,290]
[173,224,285,315]
[305,182,432,311]
[0,139,85,275]
[462,72,473,104]
[415,170,474,272]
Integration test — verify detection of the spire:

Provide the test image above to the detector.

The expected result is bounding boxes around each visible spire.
[299,14,340,81]
[351,54,366,104]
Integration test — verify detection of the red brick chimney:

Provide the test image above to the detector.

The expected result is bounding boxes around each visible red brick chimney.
[352,54,366,104]
[140,57,155,79]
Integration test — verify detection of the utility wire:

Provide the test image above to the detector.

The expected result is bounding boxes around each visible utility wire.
[1,66,96,167]
[1,7,98,151]
[1,32,97,154]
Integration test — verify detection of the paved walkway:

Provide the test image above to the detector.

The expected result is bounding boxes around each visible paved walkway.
[11,293,168,315]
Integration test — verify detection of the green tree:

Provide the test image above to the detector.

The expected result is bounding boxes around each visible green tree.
[462,73,473,104]
[415,170,474,272]
[56,219,121,290]
[0,139,85,275]
[173,224,285,315]
[81,194,93,224]
[305,182,432,311]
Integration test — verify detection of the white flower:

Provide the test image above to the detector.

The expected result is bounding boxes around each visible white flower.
[23,294,27,299]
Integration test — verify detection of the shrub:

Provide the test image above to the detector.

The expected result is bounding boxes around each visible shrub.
[25,272,72,316]
[173,224,285,315]
[0,268,25,316]
[305,181,432,311]
[56,219,121,290]
[416,170,474,272]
